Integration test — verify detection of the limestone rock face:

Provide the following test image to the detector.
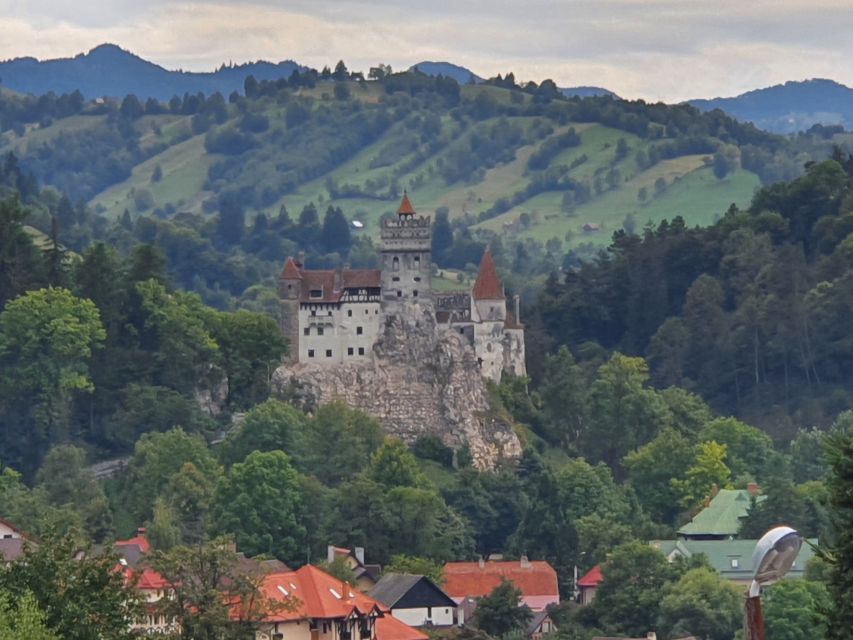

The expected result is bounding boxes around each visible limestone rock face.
[271,301,522,469]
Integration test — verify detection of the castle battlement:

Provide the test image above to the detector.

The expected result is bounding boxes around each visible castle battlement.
[278,194,525,382]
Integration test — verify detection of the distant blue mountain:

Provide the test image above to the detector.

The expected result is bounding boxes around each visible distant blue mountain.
[409,61,483,84]
[688,79,853,133]
[560,86,616,99]
[0,44,302,100]
[409,60,616,99]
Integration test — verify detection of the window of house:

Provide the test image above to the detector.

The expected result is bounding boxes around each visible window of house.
[731,559,739,568]
[357,327,363,335]
[326,349,332,358]
[317,327,324,336]
[348,347,354,356]
[348,309,352,317]
[303,328,310,336]
[358,347,365,355]
[308,349,315,358]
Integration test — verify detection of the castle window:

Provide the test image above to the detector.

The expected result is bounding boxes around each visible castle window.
[413,290,418,297]
[392,256,400,272]
[365,309,369,315]
[308,349,315,358]
[392,276,400,282]
[303,328,310,336]
[317,327,324,336]
[414,276,421,282]
[348,347,354,356]
[310,289,323,299]
[311,309,316,316]
[357,327,363,335]
[329,310,333,316]
[358,347,365,355]
[347,310,352,317]
[459,328,464,334]
[414,255,420,263]
[326,349,332,358]
[397,290,402,297]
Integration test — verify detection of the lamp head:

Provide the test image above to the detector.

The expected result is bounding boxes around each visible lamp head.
[751,526,802,585]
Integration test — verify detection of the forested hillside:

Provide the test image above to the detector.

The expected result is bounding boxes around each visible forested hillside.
[1,94,852,639]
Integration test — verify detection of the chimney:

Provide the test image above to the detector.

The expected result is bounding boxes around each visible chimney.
[646,633,657,640]
[334,268,342,291]
[514,294,521,325]
[747,482,760,496]
[710,483,720,498]
[327,545,336,564]
[354,547,365,565]
[478,557,485,569]
[297,251,306,267]
[520,555,530,568]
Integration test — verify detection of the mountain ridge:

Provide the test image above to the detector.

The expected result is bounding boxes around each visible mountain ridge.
[0,43,302,100]
[688,78,853,133]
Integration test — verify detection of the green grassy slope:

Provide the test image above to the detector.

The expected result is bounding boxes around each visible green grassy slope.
[2,81,770,252]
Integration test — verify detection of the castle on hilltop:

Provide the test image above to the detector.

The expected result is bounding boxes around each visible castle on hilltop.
[278,194,525,382]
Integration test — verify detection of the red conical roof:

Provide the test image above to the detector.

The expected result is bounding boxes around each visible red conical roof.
[397,192,416,216]
[281,257,302,279]
[472,248,505,300]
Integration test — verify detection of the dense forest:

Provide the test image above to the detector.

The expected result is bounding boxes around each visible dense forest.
[1,74,853,639]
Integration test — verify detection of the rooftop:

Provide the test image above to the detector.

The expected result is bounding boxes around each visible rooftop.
[443,560,558,600]
[369,574,456,609]
[652,537,817,581]
[677,489,765,538]
[472,248,505,301]
[397,192,417,217]
[576,565,603,588]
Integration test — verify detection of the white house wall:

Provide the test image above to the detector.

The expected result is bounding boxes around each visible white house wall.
[391,606,455,627]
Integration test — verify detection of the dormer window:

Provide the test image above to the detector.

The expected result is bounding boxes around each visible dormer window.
[310,288,323,299]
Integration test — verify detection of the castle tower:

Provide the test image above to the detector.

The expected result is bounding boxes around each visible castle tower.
[380,192,432,310]
[471,248,506,323]
[279,256,302,363]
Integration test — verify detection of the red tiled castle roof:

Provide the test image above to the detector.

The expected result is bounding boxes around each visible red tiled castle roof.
[281,257,302,279]
[472,248,505,301]
[397,192,416,216]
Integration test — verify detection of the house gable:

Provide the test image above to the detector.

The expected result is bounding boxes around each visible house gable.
[372,575,456,610]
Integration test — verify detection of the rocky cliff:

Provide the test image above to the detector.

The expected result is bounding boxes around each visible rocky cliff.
[271,302,522,469]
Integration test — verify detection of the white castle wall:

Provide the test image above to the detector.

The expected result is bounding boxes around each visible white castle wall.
[299,301,381,364]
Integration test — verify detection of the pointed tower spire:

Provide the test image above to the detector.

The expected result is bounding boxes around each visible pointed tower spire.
[472,247,505,300]
[397,190,416,218]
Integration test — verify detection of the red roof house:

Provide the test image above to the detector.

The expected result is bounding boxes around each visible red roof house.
[443,559,559,611]
[576,565,603,606]
[258,564,427,640]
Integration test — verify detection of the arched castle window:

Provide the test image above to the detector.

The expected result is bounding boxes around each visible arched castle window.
[392,256,400,271]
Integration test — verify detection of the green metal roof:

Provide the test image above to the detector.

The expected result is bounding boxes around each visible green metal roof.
[677,489,765,537]
[652,538,817,581]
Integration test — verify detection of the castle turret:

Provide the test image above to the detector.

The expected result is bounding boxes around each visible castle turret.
[279,257,302,363]
[380,192,431,310]
[471,248,506,322]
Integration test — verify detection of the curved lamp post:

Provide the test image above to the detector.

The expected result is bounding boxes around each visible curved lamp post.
[744,526,803,640]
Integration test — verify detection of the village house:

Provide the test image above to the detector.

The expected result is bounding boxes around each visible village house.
[576,565,602,605]
[651,537,817,586]
[442,558,560,612]
[256,564,427,640]
[327,545,382,592]
[526,610,558,639]
[369,573,458,627]
[0,517,29,563]
[677,484,763,540]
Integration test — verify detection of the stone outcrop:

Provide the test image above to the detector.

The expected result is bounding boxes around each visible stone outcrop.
[271,302,522,469]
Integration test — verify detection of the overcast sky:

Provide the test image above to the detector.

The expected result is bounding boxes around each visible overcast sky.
[0,0,851,102]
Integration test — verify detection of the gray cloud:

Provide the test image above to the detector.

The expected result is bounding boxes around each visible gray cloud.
[0,0,850,101]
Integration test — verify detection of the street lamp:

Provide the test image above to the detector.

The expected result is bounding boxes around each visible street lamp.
[744,526,803,640]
